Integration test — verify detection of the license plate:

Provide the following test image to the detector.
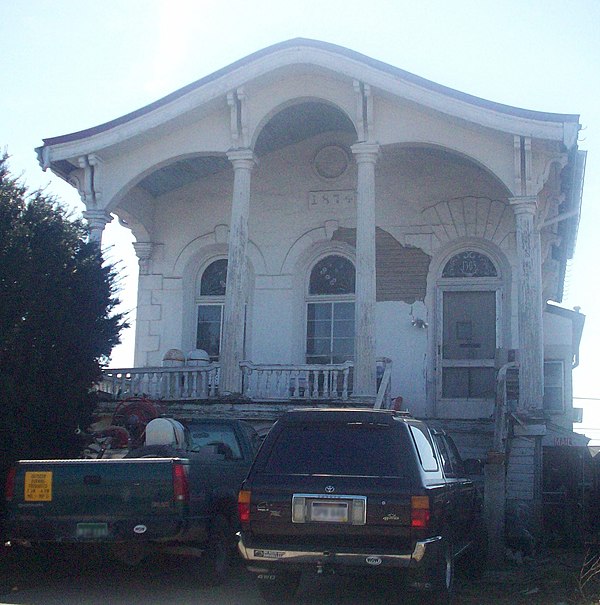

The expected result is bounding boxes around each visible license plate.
[76,523,109,538]
[310,501,348,523]
[24,471,53,502]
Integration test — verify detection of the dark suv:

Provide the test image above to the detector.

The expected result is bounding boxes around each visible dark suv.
[237,408,485,603]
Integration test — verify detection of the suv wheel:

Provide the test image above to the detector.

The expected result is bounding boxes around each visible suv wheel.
[427,540,454,605]
[256,570,301,603]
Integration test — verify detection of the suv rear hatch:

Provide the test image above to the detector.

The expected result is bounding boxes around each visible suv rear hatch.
[245,418,427,553]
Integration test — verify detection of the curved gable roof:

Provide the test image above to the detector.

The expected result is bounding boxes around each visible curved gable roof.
[38,38,581,163]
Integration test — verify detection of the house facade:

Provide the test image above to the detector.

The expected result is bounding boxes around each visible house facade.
[37,39,586,540]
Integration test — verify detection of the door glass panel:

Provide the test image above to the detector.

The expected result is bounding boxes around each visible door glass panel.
[442,367,495,398]
[443,291,496,360]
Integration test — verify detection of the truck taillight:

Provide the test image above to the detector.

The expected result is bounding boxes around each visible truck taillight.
[5,467,16,501]
[172,463,189,503]
[238,489,251,524]
[411,495,430,528]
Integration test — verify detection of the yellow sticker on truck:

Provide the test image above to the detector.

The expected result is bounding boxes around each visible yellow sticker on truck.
[24,471,53,501]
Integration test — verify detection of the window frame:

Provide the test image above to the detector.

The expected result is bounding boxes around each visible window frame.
[305,254,356,365]
[543,359,565,414]
[195,258,228,361]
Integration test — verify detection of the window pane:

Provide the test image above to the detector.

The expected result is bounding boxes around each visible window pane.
[306,354,330,364]
[307,303,332,320]
[442,367,495,398]
[307,338,331,356]
[197,305,222,359]
[409,426,438,472]
[442,251,497,278]
[333,319,354,337]
[309,256,355,295]
[200,259,228,296]
[333,337,354,357]
[261,424,410,477]
[197,305,222,322]
[443,291,496,360]
[544,361,564,412]
[334,302,355,320]
[307,317,331,339]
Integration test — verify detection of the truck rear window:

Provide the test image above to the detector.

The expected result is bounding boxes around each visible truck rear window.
[260,423,410,477]
[188,424,242,459]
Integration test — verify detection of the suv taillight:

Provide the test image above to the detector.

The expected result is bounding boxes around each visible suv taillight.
[411,495,430,528]
[238,489,251,524]
[172,462,189,503]
[5,467,16,501]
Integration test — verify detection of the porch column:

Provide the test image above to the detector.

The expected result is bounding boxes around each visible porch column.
[510,196,544,410]
[82,209,112,246]
[220,149,256,394]
[351,142,379,398]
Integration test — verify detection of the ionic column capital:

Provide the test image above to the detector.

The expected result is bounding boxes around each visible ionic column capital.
[227,148,256,170]
[133,242,154,275]
[351,142,380,164]
[509,195,538,217]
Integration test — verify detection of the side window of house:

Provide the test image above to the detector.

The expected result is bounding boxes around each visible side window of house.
[306,255,355,364]
[438,250,500,400]
[544,360,565,413]
[409,425,439,472]
[196,259,227,361]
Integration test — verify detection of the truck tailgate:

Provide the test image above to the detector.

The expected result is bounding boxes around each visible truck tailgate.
[6,458,189,542]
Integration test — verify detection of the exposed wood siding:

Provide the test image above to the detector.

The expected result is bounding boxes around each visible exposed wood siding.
[332,227,431,303]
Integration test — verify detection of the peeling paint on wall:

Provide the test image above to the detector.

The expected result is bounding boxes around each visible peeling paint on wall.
[332,227,431,303]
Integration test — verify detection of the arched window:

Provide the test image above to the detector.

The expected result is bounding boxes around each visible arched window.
[196,259,227,360]
[306,255,355,364]
[438,250,501,400]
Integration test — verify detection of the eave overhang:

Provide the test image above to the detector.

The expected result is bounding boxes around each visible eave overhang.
[36,38,581,178]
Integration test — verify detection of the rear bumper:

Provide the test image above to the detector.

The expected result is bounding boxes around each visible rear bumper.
[3,515,207,544]
[237,532,442,572]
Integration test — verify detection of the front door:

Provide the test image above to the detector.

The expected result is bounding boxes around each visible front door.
[440,290,497,400]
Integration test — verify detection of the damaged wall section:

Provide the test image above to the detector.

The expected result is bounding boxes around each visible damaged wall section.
[332,227,431,303]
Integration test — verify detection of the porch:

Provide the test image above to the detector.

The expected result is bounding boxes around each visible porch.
[98,357,393,409]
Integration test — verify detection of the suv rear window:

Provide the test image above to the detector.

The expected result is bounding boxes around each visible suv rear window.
[260,422,410,477]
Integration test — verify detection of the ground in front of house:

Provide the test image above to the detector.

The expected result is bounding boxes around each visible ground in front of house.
[0,544,598,604]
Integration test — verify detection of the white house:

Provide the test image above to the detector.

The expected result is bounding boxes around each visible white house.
[37,39,587,541]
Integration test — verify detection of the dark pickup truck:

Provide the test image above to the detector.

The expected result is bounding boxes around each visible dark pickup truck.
[4,417,260,583]
[237,408,485,603]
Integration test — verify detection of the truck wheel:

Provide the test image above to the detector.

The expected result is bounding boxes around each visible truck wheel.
[426,540,454,605]
[200,514,232,586]
[256,571,301,603]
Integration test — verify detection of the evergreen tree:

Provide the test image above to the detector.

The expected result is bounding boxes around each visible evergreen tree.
[0,153,127,465]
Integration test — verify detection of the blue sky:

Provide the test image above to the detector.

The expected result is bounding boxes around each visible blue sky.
[2,0,599,437]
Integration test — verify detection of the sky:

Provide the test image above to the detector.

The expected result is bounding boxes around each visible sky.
[1,0,599,437]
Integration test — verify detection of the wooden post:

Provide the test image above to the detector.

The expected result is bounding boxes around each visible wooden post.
[220,149,255,394]
[509,196,544,410]
[351,143,379,397]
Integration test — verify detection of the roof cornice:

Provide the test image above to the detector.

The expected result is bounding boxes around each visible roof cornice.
[38,38,581,165]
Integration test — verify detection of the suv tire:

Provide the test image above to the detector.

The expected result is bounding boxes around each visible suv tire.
[427,540,454,605]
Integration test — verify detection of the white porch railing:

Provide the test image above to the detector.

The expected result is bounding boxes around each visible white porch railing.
[99,358,392,404]
[99,365,220,400]
[240,361,353,401]
[240,357,393,403]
